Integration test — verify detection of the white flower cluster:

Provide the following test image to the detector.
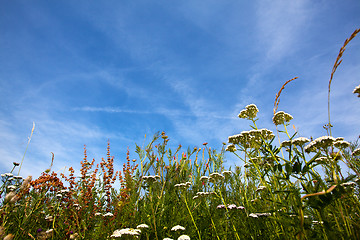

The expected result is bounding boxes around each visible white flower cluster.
[334,140,350,149]
[352,148,360,156]
[174,182,191,189]
[292,137,310,146]
[193,191,215,199]
[238,104,259,120]
[228,129,274,148]
[110,228,141,238]
[304,136,337,153]
[209,172,225,182]
[217,204,245,210]
[142,175,160,183]
[249,212,271,218]
[178,235,190,240]
[353,84,360,97]
[199,176,209,182]
[171,225,185,231]
[281,137,311,148]
[225,144,237,152]
[222,170,232,177]
[272,111,293,125]
[136,224,149,229]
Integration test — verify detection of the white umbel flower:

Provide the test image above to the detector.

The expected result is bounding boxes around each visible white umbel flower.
[171,225,185,231]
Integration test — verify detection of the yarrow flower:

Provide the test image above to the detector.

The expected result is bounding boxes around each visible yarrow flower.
[292,137,310,146]
[352,148,360,156]
[110,228,141,238]
[353,84,360,97]
[225,144,236,152]
[193,191,215,199]
[272,111,293,125]
[216,204,245,210]
[178,235,190,240]
[304,136,336,153]
[174,182,191,189]
[249,212,271,218]
[238,104,259,120]
[228,129,274,149]
[142,175,160,183]
[171,225,185,231]
[209,172,225,182]
[136,224,149,229]
[103,212,114,217]
[222,170,232,177]
[334,140,350,149]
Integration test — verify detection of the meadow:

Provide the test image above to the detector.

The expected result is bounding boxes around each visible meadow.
[1,29,360,240]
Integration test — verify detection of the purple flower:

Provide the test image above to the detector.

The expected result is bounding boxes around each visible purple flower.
[37,228,42,233]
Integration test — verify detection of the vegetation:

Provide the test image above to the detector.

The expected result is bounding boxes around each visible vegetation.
[0,29,359,240]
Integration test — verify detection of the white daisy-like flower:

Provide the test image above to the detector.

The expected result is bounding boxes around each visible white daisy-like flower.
[136,224,149,229]
[178,235,190,240]
[171,225,185,231]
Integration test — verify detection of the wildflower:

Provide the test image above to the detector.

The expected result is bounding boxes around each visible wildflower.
[136,224,149,229]
[199,176,209,182]
[4,173,13,177]
[174,182,191,189]
[209,172,225,182]
[353,84,360,97]
[142,175,160,183]
[163,238,174,240]
[227,204,237,209]
[222,170,232,176]
[111,228,141,238]
[171,225,185,231]
[341,182,356,187]
[304,136,336,153]
[178,235,190,240]
[334,140,350,149]
[315,157,328,163]
[238,104,259,120]
[352,148,360,156]
[56,194,63,198]
[225,144,236,152]
[249,213,271,218]
[7,185,17,191]
[292,137,310,146]
[103,212,114,217]
[272,111,293,125]
[194,192,215,199]
[14,176,23,180]
[280,140,292,148]
[13,162,20,166]
[95,212,102,216]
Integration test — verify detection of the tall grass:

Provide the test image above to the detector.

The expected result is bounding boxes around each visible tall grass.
[1,28,360,240]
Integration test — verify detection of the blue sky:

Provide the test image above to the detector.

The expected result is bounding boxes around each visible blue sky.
[1,1,359,179]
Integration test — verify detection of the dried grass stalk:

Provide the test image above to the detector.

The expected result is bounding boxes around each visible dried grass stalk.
[273,77,298,114]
